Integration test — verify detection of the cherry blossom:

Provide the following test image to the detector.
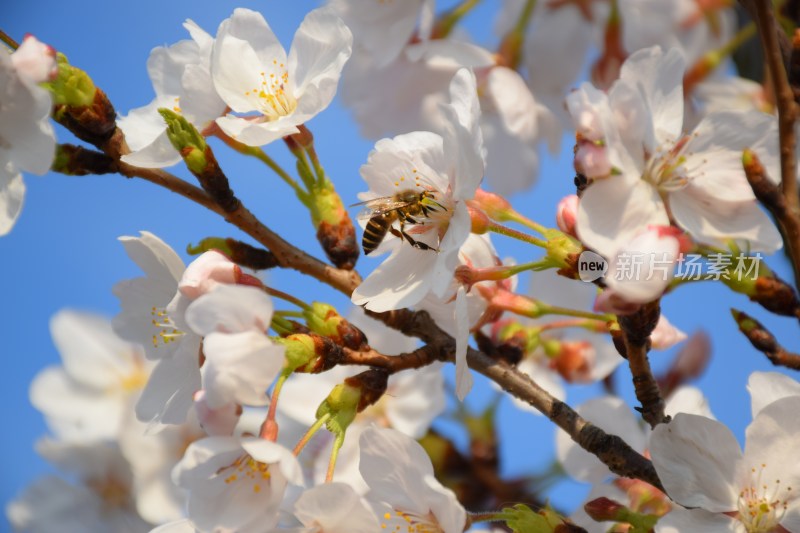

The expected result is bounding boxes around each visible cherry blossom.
[30,310,149,442]
[352,68,484,312]
[359,426,466,533]
[172,436,302,533]
[0,35,57,236]
[651,394,800,532]
[570,46,781,258]
[211,7,352,146]
[118,20,226,168]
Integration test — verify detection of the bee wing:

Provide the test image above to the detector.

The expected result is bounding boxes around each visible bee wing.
[353,198,416,220]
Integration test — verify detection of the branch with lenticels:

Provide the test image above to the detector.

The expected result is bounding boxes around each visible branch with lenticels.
[54,89,664,491]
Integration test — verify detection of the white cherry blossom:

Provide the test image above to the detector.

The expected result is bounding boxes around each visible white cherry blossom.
[293,483,379,532]
[359,426,466,533]
[0,35,57,236]
[211,7,352,146]
[352,68,484,312]
[173,436,302,533]
[341,39,494,139]
[568,46,782,303]
[651,395,800,533]
[119,20,226,168]
[30,310,149,442]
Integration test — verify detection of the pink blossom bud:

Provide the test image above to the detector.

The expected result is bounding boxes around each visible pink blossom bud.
[650,315,688,350]
[194,390,241,437]
[584,497,626,522]
[593,289,641,315]
[472,188,513,221]
[12,34,58,83]
[467,204,492,234]
[574,141,611,179]
[179,250,242,299]
[556,195,579,237]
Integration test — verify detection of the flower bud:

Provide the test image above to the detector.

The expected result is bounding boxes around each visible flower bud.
[556,195,579,237]
[310,181,359,269]
[303,302,368,350]
[160,108,207,172]
[593,289,642,315]
[472,188,514,221]
[467,204,491,234]
[50,56,116,147]
[180,251,244,299]
[316,368,389,435]
[277,333,342,373]
[583,497,626,522]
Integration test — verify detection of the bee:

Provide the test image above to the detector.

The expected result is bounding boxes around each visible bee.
[353,189,446,255]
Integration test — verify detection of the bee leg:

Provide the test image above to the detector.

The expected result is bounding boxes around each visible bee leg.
[400,229,436,251]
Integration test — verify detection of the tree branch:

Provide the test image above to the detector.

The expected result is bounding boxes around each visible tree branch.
[732,308,800,370]
[743,149,800,295]
[617,301,668,428]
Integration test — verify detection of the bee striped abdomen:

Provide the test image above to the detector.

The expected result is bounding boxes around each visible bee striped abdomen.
[362,214,392,254]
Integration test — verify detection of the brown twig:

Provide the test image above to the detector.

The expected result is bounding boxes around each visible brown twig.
[756,0,799,209]
[747,0,800,291]
[617,301,668,428]
[743,149,800,294]
[732,308,800,370]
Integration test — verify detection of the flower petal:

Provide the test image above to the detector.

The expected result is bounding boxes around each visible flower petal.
[747,371,800,419]
[289,7,352,115]
[185,284,274,335]
[577,177,668,257]
[670,190,782,253]
[650,413,741,511]
[619,46,685,145]
[202,330,285,408]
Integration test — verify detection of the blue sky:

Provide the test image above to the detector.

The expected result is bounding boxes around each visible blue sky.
[3,1,800,530]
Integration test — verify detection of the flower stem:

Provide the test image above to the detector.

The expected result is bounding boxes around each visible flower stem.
[293,413,331,457]
[260,369,291,441]
[263,286,311,310]
[325,432,346,482]
[216,133,307,199]
[488,221,547,247]
[504,210,547,234]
